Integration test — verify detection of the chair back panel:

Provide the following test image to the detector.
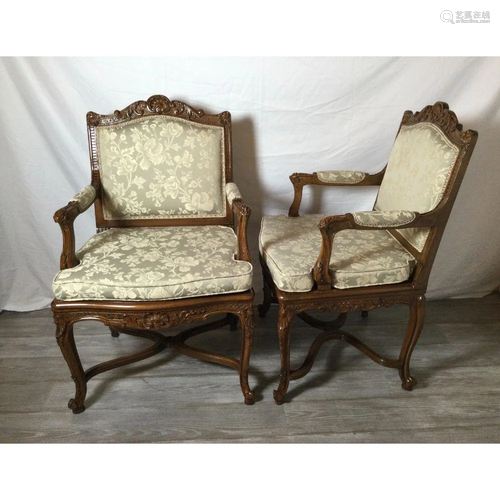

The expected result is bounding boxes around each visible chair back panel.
[95,115,225,221]
[375,122,460,251]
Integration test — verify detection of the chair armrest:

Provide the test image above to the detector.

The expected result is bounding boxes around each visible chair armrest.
[226,182,242,206]
[226,183,251,263]
[53,185,97,270]
[351,210,417,227]
[316,170,367,184]
[69,185,97,212]
[288,169,386,217]
[312,210,439,290]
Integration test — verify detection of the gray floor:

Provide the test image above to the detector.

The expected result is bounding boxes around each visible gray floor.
[1,293,499,443]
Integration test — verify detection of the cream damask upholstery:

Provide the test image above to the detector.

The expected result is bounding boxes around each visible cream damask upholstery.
[96,116,225,220]
[53,226,252,301]
[352,210,416,227]
[375,122,459,251]
[259,102,477,405]
[226,182,242,205]
[259,214,415,292]
[259,121,459,292]
[316,170,366,184]
[70,185,96,212]
[52,96,257,412]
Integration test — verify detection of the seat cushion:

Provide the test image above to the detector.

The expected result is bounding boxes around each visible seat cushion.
[53,226,252,301]
[259,214,416,292]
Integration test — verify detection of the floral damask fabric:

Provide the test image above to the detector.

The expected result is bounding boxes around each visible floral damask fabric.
[226,182,242,206]
[96,116,225,220]
[259,214,415,292]
[375,122,459,251]
[352,210,416,227]
[316,170,366,184]
[70,185,96,212]
[53,226,252,301]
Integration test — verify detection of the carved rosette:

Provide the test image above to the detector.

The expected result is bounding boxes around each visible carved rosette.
[460,129,474,144]
[138,310,210,329]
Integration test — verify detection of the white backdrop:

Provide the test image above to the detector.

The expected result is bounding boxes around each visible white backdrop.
[1,57,500,312]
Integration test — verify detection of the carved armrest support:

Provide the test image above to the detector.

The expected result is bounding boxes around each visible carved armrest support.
[288,168,386,217]
[226,183,251,263]
[312,210,439,290]
[53,185,97,270]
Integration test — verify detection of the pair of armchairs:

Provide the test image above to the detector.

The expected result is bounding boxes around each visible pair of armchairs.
[52,96,477,413]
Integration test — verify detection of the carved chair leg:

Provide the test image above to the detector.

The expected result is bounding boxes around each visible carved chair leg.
[109,326,120,338]
[399,295,426,391]
[238,306,255,405]
[56,322,87,414]
[273,304,295,405]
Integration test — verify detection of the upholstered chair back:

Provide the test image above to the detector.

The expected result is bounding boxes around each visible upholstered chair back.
[374,122,460,251]
[95,115,226,221]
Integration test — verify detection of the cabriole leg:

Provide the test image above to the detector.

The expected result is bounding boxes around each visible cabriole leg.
[399,295,426,391]
[273,304,295,404]
[56,322,87,414]
[109,326,120,337]
[238,306,255,405]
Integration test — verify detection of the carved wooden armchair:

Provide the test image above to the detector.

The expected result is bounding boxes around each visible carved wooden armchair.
[258,102,477,404]
[52,95,254,413]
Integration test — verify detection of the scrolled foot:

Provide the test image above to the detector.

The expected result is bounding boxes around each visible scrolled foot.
[401,376,417,391]
[109,326,120,338]
[244,391,255,405]
[273,389,285,405]
[68,399,86,414]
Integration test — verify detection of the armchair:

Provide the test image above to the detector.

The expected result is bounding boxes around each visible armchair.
[258,102,478,404]
[52,95,255,413]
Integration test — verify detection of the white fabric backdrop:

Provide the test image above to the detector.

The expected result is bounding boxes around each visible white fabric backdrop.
[1,57,500,311]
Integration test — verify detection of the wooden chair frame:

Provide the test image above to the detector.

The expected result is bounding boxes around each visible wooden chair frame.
[52,95,254,413]
[258,102,478,404]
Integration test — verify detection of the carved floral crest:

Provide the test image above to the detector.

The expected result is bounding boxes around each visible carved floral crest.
[401,101,472,144]
[87,95,231,127]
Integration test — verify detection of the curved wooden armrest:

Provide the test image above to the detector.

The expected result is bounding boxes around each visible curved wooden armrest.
[225,182,251,262]
[288,168,386,217]
[312,210,440,290]
[231,199,252,263]
[53,186,97,270]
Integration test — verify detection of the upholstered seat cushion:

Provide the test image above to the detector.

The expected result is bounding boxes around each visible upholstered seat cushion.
[53,226,252,301]
[259,214,416,292]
